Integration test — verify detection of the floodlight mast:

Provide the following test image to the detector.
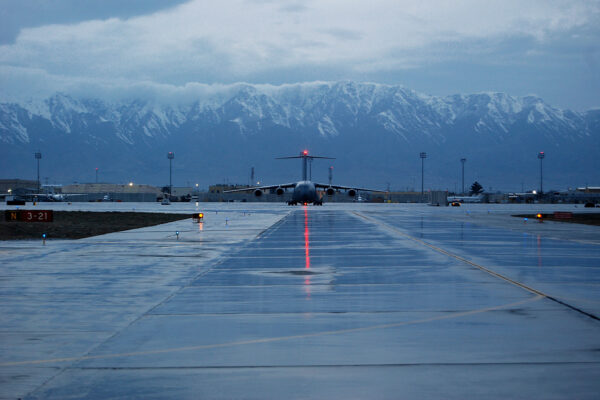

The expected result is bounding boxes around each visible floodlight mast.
[167,152,174,196]
[35,152,42,193]
[420,152,427,202]
[538,151,545,196]
[460,158,466,195]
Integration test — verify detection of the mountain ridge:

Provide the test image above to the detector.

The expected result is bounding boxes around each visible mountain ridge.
[1,81,598,191]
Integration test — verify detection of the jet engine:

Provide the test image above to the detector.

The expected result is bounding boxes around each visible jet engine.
[347,189,356,197]
[254,189,263,197]
[275,187,285,195]
[326,187,335,196]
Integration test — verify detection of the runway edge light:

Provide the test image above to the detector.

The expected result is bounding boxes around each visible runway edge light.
[192,212,204,222]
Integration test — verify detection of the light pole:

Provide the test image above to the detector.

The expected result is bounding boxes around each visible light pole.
[420,152,427,202]
[538,151,545,196]
[34,152,42,193]
[328,166,333,185]
[167,152,174,197]
[460,158,466,195]
[95,167,99,184]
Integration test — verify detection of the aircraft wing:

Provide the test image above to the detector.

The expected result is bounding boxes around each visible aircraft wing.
[313,183,387,193]
[223,183,297,193]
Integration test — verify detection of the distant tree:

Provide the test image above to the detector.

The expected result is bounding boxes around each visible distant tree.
[470,181,483,195]
[161,186,171,194]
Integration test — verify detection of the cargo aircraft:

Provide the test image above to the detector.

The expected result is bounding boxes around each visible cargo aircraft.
[224,150,385,205]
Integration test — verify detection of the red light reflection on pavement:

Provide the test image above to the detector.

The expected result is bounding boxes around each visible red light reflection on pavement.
[304,206,311,299]
[304,206,310,269]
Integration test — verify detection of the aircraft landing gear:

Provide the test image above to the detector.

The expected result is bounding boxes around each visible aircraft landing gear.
[287,200,323,206]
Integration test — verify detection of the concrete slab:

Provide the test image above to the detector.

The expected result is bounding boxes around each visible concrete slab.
[70,305,597,368]
[25,364,600,400]
[1,203,599,399]
[0,204,287,399]
[358,207,600,316]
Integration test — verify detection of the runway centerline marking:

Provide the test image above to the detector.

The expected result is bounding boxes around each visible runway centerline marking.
[352,211,600,322]
[0,296,542,367]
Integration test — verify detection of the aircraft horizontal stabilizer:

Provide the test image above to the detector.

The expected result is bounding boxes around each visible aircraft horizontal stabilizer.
[275,156,335,160]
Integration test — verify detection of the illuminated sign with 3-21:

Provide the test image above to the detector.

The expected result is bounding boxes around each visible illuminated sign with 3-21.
[5,210,53,222]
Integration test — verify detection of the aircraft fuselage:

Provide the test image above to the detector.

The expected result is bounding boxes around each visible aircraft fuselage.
[290,181,321,205]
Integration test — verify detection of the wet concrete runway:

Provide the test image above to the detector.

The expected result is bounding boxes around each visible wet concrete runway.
[1,204,599,399]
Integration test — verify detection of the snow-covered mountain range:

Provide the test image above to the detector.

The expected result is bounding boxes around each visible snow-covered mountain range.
[1,81,598,191]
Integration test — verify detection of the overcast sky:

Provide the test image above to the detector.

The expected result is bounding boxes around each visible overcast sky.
[0,0,598,110]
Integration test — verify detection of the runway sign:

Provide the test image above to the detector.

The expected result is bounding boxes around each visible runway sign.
[5,210,53,222]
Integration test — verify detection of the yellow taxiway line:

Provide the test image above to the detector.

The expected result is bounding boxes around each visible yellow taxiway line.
[351,211,599,322]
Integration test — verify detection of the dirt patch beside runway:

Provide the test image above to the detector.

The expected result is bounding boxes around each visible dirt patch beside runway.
[1,211,190,240]
[513,213,600,226]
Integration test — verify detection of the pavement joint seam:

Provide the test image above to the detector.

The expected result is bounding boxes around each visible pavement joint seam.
[0,295,543,367]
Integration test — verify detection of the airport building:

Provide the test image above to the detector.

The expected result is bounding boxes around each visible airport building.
[577,186,600,193]
[0,179,38,194]
[379,191,430,203]
[62,183,162,202]
[553,188,600,204]
[168,187,196,201]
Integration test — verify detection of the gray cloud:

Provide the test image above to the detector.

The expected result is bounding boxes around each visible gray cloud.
[0,0,189,44]
[0,0,598,109]
[278,2,309,13]
[322,28,364,41]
